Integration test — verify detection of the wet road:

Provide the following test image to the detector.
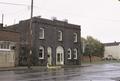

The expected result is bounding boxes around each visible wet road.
[1,63,120,81]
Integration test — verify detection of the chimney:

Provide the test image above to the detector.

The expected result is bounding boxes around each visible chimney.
[51,17,57,21]
[63,19,68,23]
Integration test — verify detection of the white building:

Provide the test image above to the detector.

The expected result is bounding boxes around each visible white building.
[0,23,20,67]
[104,42,120,60]
[0,41,16,67]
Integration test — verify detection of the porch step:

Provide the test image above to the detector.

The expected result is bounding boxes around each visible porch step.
[47,65,61,69]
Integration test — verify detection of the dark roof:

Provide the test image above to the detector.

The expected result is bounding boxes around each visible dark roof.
[104,42,120,46]
[20,17,81,29]
[5,16,81,31]
[0,27,19,33]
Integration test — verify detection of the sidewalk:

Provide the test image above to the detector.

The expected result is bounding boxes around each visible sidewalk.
[81,64,92,67]
[0,66,48,71]
[0,64,92,71]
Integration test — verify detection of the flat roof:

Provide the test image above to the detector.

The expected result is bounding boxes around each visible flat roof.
[104,42,120,46]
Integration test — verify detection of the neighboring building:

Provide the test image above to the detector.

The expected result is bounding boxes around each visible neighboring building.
[104,42,120,60]
[7,17,81,66]
[0,24,20,67]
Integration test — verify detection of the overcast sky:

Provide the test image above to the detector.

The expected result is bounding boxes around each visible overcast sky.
[0,0,120,43]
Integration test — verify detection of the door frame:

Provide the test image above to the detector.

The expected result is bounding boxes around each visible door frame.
[47,47,52,65]
[56,46,64,65]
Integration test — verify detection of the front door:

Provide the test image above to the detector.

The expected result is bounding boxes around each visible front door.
[56,53,63,65]
[56,46,64,65]
[47,47,52,65]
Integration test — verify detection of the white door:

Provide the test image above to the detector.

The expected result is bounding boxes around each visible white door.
[47,47,52,65]
[56,46,64,65]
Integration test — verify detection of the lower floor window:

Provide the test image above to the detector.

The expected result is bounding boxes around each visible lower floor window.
[73,48,77,59]
[38,46,78,60]
[67,48,71,59]
[39,46,44,59]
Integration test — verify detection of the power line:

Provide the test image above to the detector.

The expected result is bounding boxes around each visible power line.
[0,2,30,6]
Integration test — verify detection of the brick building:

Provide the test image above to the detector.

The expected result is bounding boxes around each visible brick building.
[0,24,20,67]
[7,17,81,66]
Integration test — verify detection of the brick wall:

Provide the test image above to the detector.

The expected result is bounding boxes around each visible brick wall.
[81,56,102,62]
[0,30,20,42]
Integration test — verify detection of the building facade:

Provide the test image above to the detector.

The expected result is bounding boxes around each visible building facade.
[0,24,20,67]
[104,42,120,60]
[7,17,81,66]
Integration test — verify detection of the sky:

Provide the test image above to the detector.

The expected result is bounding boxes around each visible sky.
[0,0,120,43]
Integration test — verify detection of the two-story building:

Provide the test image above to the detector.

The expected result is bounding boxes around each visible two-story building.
[7,17,81,66]
[0,24,20,67]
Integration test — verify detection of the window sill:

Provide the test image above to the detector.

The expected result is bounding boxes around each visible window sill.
[73,58,77,60]
[67,58,71,60]
[38,58,44,60]
[0,49,11,51]
[39,38,45,40]
[74,42,78,43]
[58,40,63,42]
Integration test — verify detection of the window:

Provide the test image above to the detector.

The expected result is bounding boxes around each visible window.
[73,33,77,42]
[6,43,9,49]
[39,46,44,59]
[73,48,77,59]
[0,41,10,51]
[39,28,44,39]
[58,31,62,41]
[67,48,71,59]
[0,43,3,49]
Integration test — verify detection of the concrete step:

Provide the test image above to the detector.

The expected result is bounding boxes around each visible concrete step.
[47,65,61,69]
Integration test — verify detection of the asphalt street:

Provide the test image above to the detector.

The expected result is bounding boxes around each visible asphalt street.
[0,63,120,81]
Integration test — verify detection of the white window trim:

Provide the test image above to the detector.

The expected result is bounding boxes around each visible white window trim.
[0,41,11,51]
[58,30,62,41]
[67,48,71,59]
[74,48,77,59]
[74,33,77,42]
[39,28,44,39]
[39,46,44,59]
[0,49,11,51]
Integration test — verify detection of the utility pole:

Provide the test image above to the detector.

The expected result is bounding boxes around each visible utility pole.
[82,40,86,54]
[28,0,33,69]
[2,14,4,24]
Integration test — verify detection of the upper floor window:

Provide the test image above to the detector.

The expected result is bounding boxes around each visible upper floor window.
[58,30,62,41]
[39,28,44,39]
[67,48,71,59]
[73,48,77,59]
[0,41,10,51]
[39,46,44,59]
[73,33,77,42]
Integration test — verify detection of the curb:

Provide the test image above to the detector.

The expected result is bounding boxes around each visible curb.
[0,65,91,71]
[0,66,47,71]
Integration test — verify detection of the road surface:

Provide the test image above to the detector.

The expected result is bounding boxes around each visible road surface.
[0,63,120,81]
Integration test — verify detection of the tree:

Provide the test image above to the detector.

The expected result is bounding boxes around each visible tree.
[81,36,104,62]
